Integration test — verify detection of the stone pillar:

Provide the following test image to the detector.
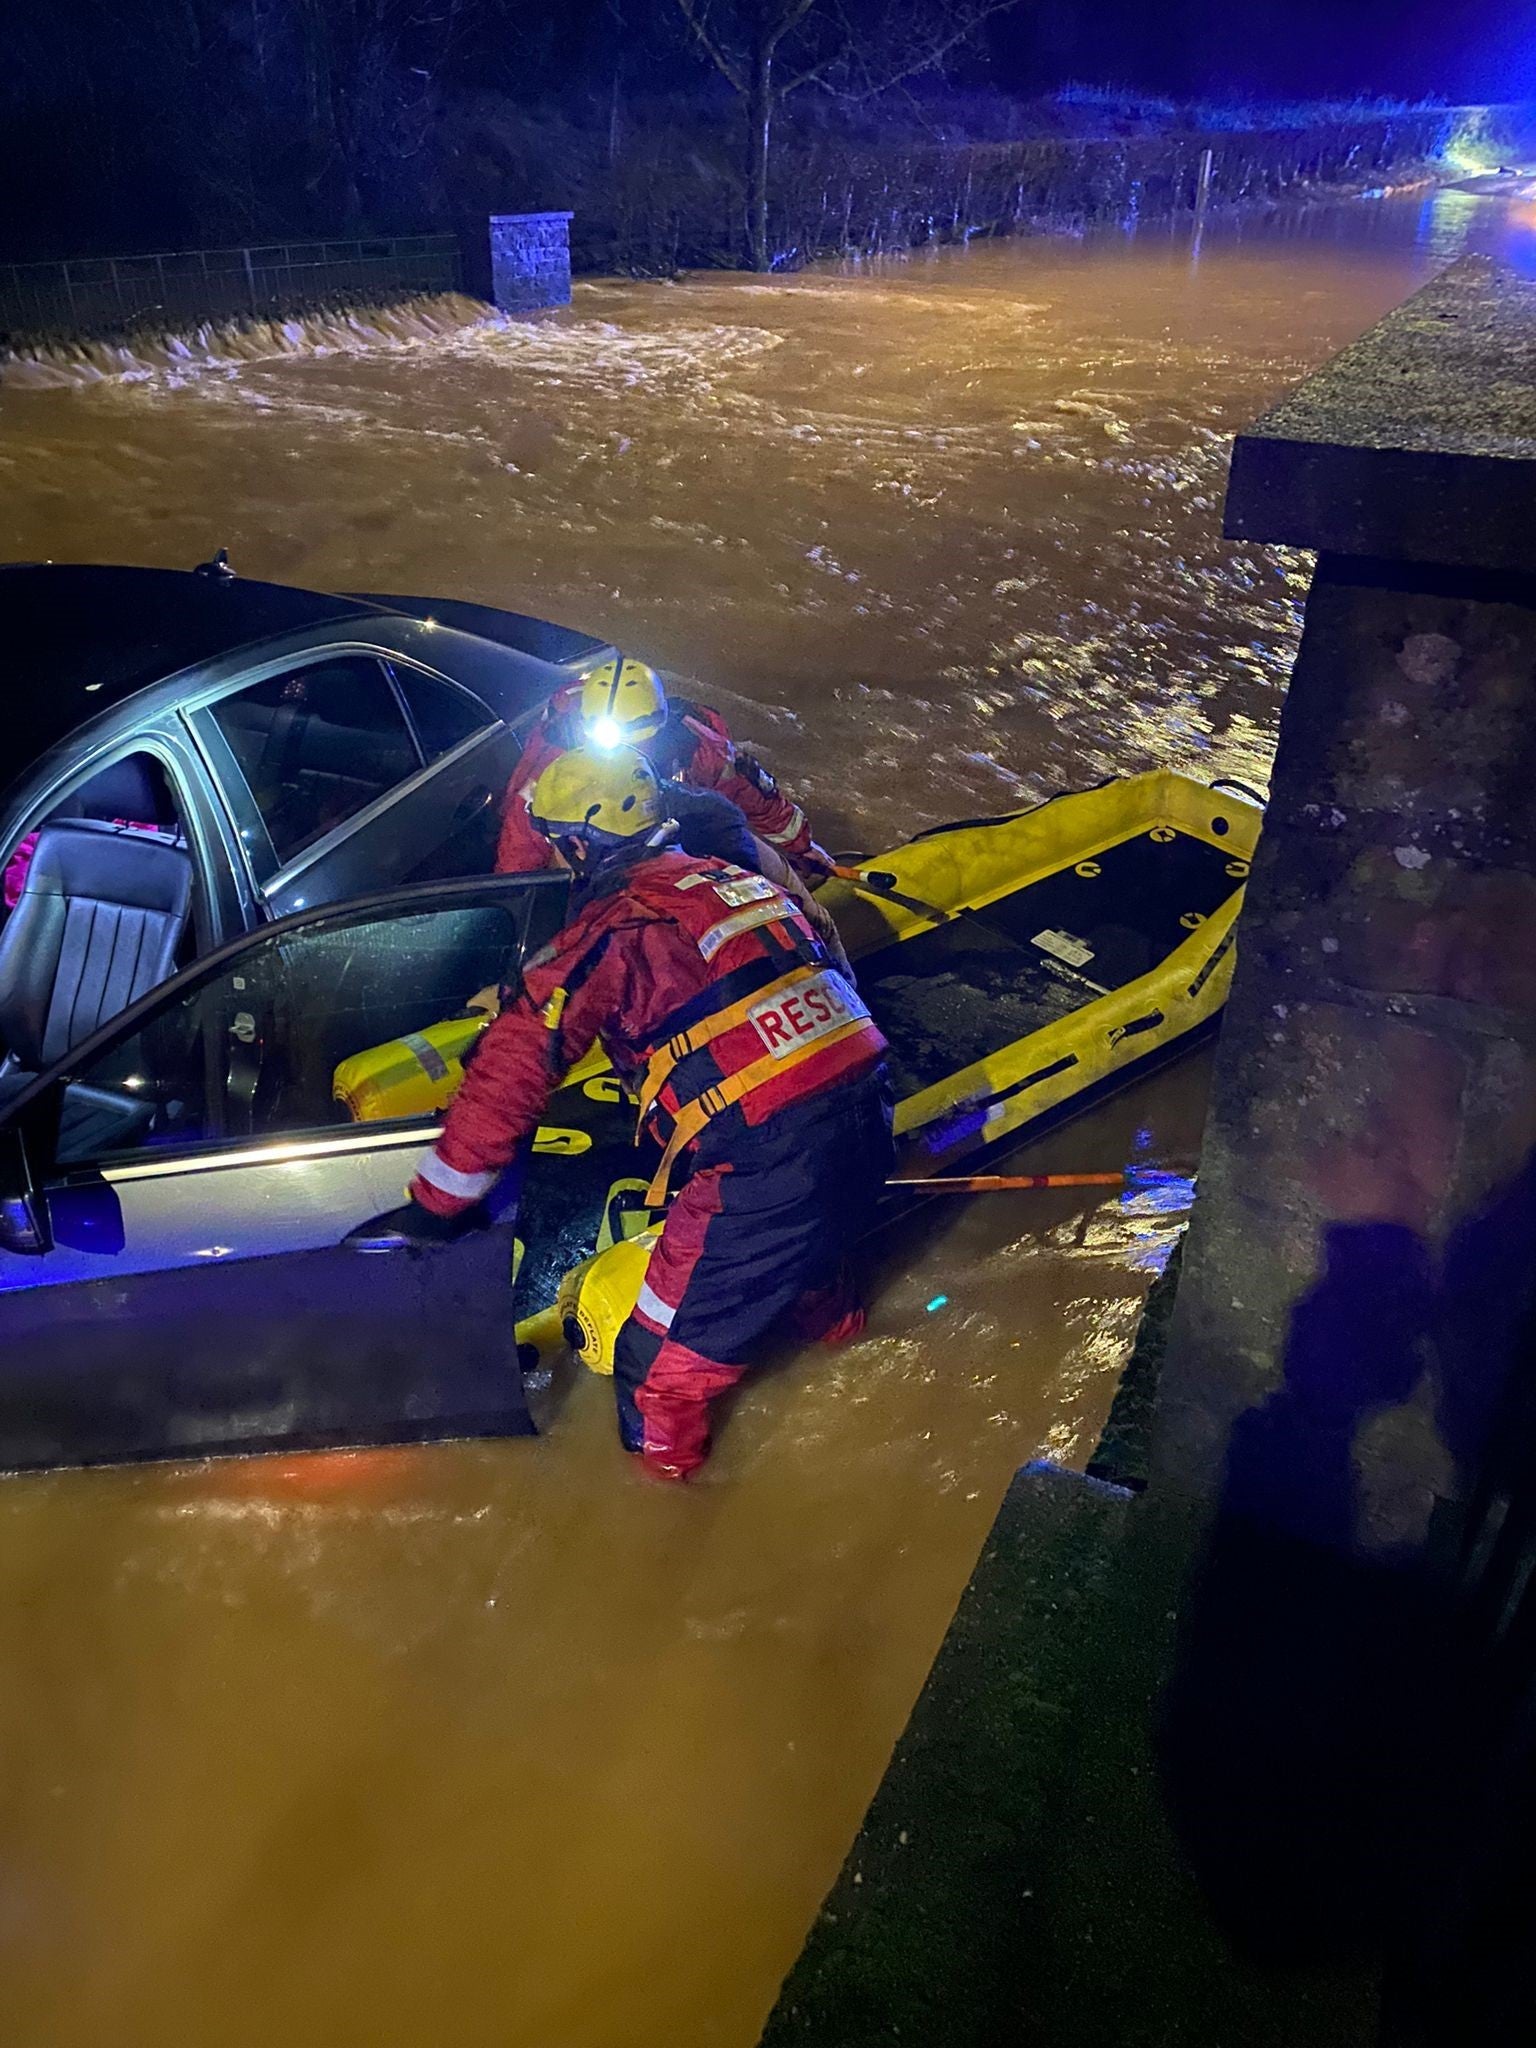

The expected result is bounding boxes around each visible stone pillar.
[488,211,574,314]
[1152,254,1536,1557]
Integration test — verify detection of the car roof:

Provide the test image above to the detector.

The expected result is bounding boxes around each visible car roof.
[1,562,384,771]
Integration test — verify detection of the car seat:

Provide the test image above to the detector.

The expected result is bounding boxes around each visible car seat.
[4,754,187,913]
[0,820,194,1110]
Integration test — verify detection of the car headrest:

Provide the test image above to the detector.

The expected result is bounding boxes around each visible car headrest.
[62,754,176,828]
[23,820,194,919]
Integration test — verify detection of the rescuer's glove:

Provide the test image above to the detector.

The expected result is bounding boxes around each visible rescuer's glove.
[346,1200,468,1254]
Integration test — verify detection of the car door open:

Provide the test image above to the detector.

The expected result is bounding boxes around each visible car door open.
[0,873,569,1475]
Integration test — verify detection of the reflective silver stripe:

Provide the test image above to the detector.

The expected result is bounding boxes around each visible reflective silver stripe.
[102,1125,425,1185]
[698,900,790,959]
[636,1278,677,1331]
[761,806,806,847]
[416,1150,497,1201]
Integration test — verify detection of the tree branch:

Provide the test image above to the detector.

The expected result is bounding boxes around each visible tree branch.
[670,0,748,94]
[765,0,819,54]
[780,51,845,96]
[822,0,1021,104]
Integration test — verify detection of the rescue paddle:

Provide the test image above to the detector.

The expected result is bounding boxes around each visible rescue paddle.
[888,1171,1128,1193]
[886,1164,1197,1194]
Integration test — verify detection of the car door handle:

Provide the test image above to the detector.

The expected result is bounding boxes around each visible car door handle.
[452,787,495,825]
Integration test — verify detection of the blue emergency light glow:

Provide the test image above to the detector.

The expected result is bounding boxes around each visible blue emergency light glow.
[926,1294,949,1312]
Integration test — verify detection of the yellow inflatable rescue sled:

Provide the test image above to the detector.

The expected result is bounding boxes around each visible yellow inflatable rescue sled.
[335,770,1262,1375]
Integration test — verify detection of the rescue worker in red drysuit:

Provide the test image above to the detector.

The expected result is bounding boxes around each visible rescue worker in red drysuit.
[409,746,893,1482]
[495,656,834,886]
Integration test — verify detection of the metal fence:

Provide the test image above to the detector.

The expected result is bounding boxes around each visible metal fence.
[0,233,463,345]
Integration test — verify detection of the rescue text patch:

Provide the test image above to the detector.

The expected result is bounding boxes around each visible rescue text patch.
[749,970,861,1057]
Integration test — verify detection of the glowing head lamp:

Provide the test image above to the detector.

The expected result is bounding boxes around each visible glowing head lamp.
[578,658,667,751]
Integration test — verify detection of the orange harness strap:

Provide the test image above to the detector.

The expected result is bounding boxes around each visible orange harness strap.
[635,962,823,1128]
[642,1015,870,1207]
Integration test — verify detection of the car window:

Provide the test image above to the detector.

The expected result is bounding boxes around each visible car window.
[51,891,537,1170]
[208,657,420,867]
[390,662,496,762]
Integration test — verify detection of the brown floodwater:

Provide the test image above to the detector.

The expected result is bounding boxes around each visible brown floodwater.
[1,186,1531,2048]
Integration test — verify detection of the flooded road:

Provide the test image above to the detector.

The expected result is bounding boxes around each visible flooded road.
[2,185,1533,2048]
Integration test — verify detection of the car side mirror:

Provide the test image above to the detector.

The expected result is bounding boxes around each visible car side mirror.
[0,1117,52,1256]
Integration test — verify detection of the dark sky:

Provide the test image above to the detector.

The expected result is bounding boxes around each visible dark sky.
[993,0,1536,102]
[448,0,1536,106]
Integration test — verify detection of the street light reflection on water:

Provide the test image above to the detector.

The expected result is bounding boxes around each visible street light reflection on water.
[1,187,1532,2048]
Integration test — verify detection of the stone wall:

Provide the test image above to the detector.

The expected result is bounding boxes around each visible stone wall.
[1156,557,1536,1553]
[1155,256,1536,1559]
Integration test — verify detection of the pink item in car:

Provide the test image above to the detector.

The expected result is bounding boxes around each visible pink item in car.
[3,832,40,910]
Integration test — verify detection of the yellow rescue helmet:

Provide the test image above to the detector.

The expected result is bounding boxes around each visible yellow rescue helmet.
[580,657,668,750]
[529,744,664,851]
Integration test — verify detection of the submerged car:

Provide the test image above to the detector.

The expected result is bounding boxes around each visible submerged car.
[0,555,627,1469]
[0,752,1261,1476]
[0,556,614,1095]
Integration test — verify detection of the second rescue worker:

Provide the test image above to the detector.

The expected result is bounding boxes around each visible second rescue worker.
[411,746,893,1482]
[496,655,834,883]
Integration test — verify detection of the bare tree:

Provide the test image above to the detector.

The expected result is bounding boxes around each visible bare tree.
[671,0,1021,270]
[285,0,471,224]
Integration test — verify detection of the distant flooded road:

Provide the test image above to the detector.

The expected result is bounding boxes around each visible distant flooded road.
[1,186,1533,2048]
